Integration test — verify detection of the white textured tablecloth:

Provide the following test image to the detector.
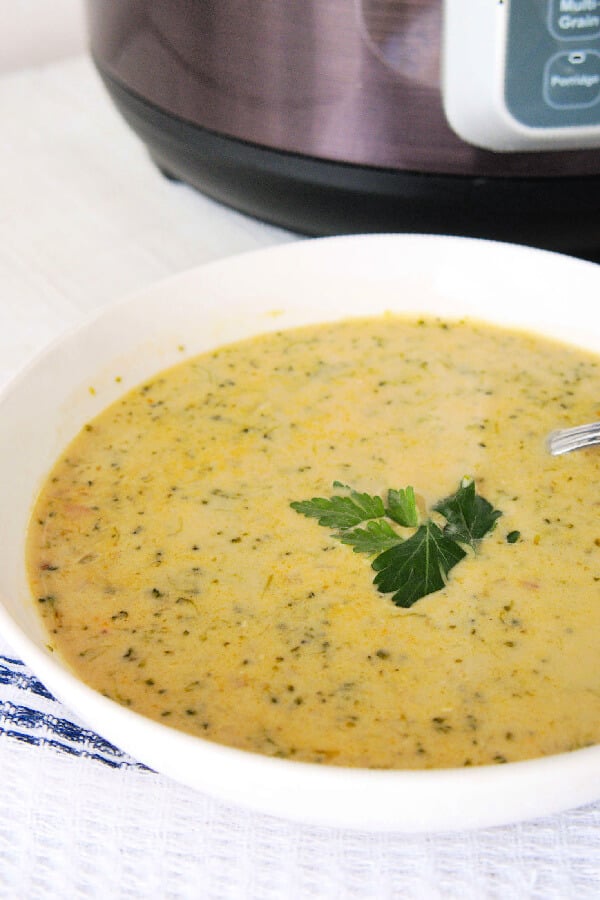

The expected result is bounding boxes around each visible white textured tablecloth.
[0,55,598,899]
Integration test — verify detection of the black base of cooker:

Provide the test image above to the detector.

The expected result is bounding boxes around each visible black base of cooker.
[97,64,600,261]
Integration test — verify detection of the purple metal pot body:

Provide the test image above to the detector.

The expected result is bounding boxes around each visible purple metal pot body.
[86,0,599,178]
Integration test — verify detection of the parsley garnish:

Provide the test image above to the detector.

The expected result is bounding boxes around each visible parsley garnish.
[372,522,467,608]
[433,479,502,550]
[290,477,502,607]
[289,488,385,529]
[386,486,419,527]
[337,519,402,554]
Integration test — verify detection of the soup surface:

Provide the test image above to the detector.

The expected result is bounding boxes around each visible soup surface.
[27,315,600,768]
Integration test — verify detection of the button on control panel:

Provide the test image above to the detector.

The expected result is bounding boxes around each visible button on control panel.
[548,0,600,41]
[544,50,600,109]
[442,0,600,151]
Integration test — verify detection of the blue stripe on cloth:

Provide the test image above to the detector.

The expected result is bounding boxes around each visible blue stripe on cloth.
[3,729,135,769]
[0,660,55,701]
[0,654,148,770]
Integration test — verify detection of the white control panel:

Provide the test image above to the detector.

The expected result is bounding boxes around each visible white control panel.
[442,0,600,151]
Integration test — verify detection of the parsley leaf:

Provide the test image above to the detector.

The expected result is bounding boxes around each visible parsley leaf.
[290,490,385,529]
[372,522,466,608]
[386,486,419,527]
[337,519,402,554]
[433,477,502,549]
[291,477,503,608]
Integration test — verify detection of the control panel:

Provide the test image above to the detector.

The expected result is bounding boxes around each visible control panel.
[442,0,600,151]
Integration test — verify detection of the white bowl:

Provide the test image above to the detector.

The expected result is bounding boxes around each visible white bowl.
[0,234,599,832]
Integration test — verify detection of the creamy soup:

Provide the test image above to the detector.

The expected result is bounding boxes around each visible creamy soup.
[27,315,600,769]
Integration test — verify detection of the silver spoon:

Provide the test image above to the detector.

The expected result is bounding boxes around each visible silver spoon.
[547,422,600,455]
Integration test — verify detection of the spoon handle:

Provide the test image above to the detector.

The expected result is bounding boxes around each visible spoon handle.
[547,422,600,456]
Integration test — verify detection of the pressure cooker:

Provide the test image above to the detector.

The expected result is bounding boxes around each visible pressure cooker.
[86,1,600,257]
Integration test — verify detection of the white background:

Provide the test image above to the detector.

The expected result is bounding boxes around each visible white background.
[0,0,86,72]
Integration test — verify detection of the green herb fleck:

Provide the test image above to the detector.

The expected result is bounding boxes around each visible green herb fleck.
[506,530,521,544]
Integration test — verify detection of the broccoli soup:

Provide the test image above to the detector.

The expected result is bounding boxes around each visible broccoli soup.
[27,315,600,769]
